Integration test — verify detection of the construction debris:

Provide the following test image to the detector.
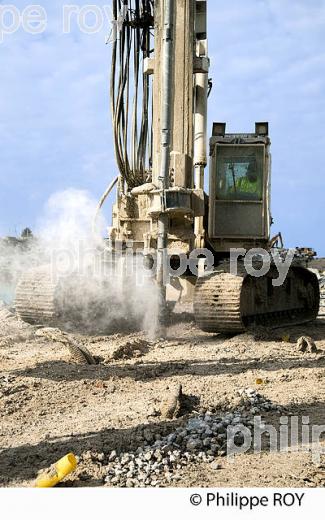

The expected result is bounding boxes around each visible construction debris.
[35,328,97,365]
[36,453,78,488]
[0,301,35,344]
[111,338,151,360]
[297,336,318,354]
[160,384,183,419]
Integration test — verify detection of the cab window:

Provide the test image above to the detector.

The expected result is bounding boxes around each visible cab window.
[215,146,264,201]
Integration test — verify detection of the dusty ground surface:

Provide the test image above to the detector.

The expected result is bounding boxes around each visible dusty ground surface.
[1,304,325,488]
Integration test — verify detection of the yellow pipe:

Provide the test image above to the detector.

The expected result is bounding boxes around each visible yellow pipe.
[35,453,77,488]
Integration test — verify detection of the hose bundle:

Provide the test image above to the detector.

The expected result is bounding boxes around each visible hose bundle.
[110,0,154,189]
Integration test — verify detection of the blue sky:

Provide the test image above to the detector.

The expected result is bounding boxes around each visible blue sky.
[0,0,324,254]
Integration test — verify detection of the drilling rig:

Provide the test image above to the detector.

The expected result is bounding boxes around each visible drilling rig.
[15,0,320,333]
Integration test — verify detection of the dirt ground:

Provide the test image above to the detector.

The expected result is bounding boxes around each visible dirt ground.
[1,305,325,488]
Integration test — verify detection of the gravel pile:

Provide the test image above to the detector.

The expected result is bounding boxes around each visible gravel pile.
[237,387,282,414]
[101,388,281,487]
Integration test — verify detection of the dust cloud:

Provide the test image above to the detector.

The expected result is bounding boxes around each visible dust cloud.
[0,189,159,337]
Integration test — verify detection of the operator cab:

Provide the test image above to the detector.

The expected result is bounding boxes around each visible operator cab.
[208,122,271,253]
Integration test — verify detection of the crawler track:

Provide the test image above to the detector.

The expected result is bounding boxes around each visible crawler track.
[319,276,325,317]
[194,262,320,333]
[15,266,61,326]
[194,270,244,333]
